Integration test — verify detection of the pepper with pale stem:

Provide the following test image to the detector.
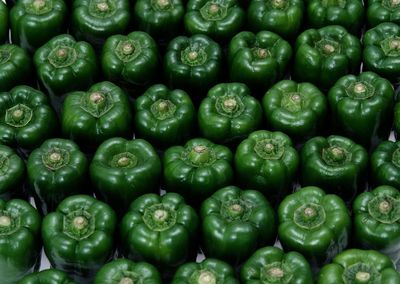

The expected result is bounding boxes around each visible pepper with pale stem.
[97,3,109,11]
[122,42,134,55]
[268,267,284,279]
[356,272,371,282]
[354,83,366,93]
[223,98,237,110]
[73,216,88,230]
[119,278,133,284]
[198,271,216,284]
[33,0,46,10]
[0,215,11,227]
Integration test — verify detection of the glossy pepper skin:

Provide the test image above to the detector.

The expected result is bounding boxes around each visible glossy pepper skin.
[318,249,400,283]
[121,193,199,269]
[328,72,395,150]
[90,138,162,216]
[395,100,400,138]
[42,195,117,284]
[200,186,276,265]
[20,269,77,284]
[278,186,351,267]
[134,84,195,149]
[61,81,132,149]
[367,0,400,28]
[240,246,313,283]
[263,80,327,142]
[371,141,400,188]
[10,0,67,53]
[0,2,8,43]
[0,199,41,284]
[0,145,25,200]
[293,26,362,91]
[198,83,262,144]
[0,85,58,150]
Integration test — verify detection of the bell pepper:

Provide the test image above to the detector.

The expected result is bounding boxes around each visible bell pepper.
[198,83,262,144]
[90,137,162,216]
[0,85,58,150]
[0,198,41,284]
[227,31,292,94]
[61,81,133,149]
[278,186,351,267]
[163,138,233,204]
[262,80,327,142]
[0,145,25,200]
[184,0,246,42]
[328,72,395,150]
[120,192,199,269]
[371,141,400,189]
[34,34,97,96]
[42,194,117,284]
[10,0,67,53]
[300,135,368,202]
[101,31,158,88]
[367,0,400,28]
[318,249,400,283]
[240,246,313,283]
[293,26,362,90]
[27,138,88,215]
[171,258,238,283]
[200,186,277,265]
[94,259,162,284]
[395,102,400,137]
[134,84,195,149]
[0,2,8,43]
[20,269,77,284]
[234,130,299,200]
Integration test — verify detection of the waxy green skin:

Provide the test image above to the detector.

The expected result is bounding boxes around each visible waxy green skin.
[200,186,277,265]
[396,102,400,137]
[163,138,234,204]
[293,26,362,90]
[0,199,41,284]
[198,83,262,144]
[90,138,162,216]
[263,80,327,142]
[368,0,400,28]
[134,84,195,149]
[0,2,8,43]
[42,195,117,284]
[121,193,199,268]
[61,81,132,149]
[240,246,313,283]
[10,0,67,53]
[0,85,58,150]
[371,141,400,188]
[318,249,400,283]
[0,145,25,200]
[94,259,162,284]
[27,138,88,215]
[328,72,395,150]
[278,186,351,267]
[20,269,77,284]
[184,0,245,42]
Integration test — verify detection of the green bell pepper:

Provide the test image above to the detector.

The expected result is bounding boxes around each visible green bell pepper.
[395,101,400,138]
[234,130,299,199]
[184,0,245,42]
[0,85,58,150]
[0,2,8,43]
[200,186,277,265]
[293,26,362,90]
[300,135,368,202]
[0,145,25,200]
[34,34,97,96]
[198,83,262,144]
[42,194,117,284]
[61,81,133,149]
[10,0,67,53]
[371,141,400,188]
[318,249,400,283]
[328,72,395,150]
[94,259,162,284]
[262,80,327,142]
[367,0,400,28]
[90,137,162,216]
[240,246,313,283]
[134,84,195,149]
[163,138,234,204]
[278,186,351,267]
[172,258,238,283]
[121,192,199,269]
[27,138,88,215]
[20,269,77,284]
[0,198,41,284]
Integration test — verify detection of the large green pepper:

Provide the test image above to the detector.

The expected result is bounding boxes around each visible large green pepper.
[0,145,25,200]
[0,2,8,43]
[262,80,327,142]
[0,85,58,150]
[367,0,400,28]
[27,138,88,215]
[20,269,77,284]
[395,101,400,137]
[240,246,313,283]
[42,194,117,284]
[293,26,362,90]
[0,199,41,284]
[200,186,276,265]
[371,141,400,188]
[90,138,162,216]
[328,72,395,150]
[278,186,351,267]
[10,0,67,53]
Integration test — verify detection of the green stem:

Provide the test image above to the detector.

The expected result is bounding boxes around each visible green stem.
[188,145,212,166]
[322,146,350,166]
[392,148,400,168]
[111,152,138,168]
[254,139,285,160]
[5,104,33,128]
[294,203,326,230]
[42,148,70,171]
[143,204,177,231]
[150,99,177,120]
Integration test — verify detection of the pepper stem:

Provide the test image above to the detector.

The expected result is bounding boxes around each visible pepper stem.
[272,0,285,8]
[154,209,168,222]
[354,83,366,94]
[119,278,133,284]
[324,44,335,54]
[73,216,88,230]
[390,39,400,50]
[304,207,316,218]
[49,152,61,163]
[268,267,284,278]
[379,200,392,214]
[198,271,216,284]
[188,51,198,61]
[392,0,400,6]
[33,0,46,9]
[12,109,24,121]
[97,2,109,11]
[208,3,219,14]
[265,143,275,153]
[89,92,105,104]
[257,48,268,59]
[117,156,131,167]
[157,0,169,7]
[0,216,11,227]
[122,42,134,55]
[223,98,237,110]
[57,48,67,58]
[356,271,371,282]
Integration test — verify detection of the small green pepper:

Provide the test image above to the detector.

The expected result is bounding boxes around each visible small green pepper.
[371,141,400,191]
[0,2,8,43]
[367,0,400,28]
[0,145,25,200]
[20,269,77,284]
